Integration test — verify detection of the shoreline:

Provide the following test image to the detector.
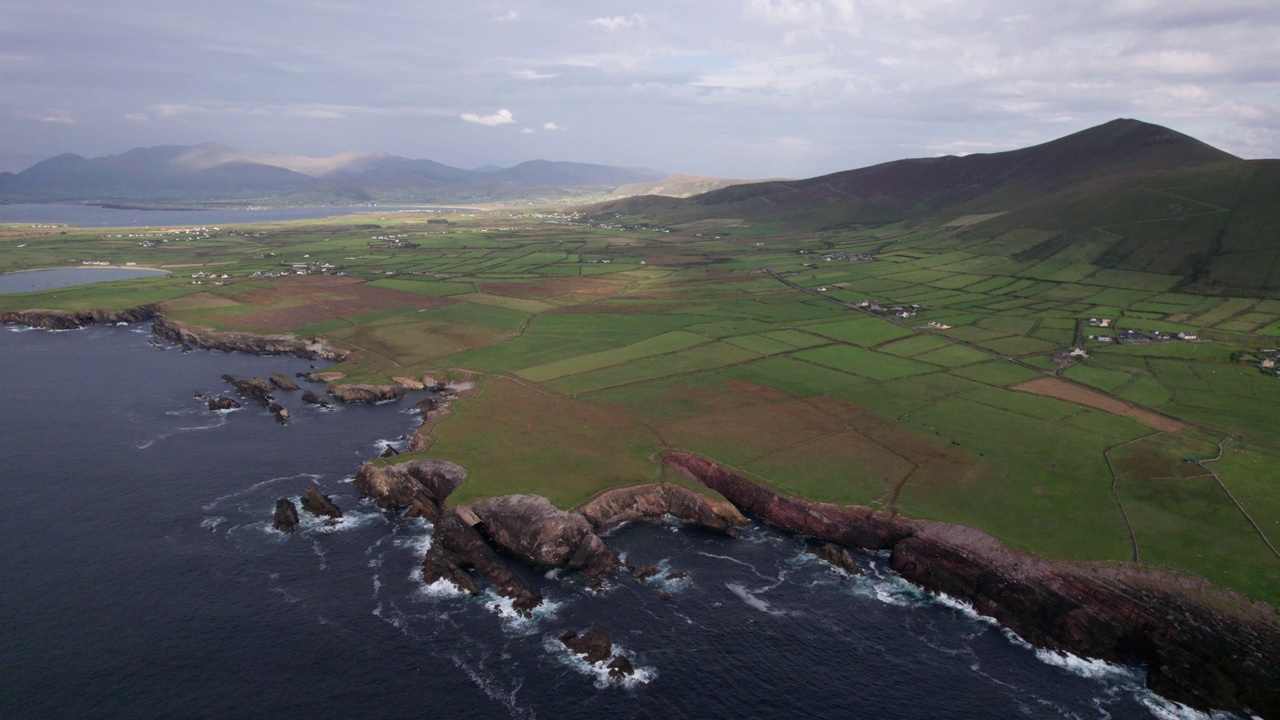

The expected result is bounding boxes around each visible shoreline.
[0,265,172,275]
[4,306,1278,717]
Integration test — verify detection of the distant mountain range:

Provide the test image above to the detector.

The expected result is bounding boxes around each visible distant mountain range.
[0,143,671,204]
[592,119,1280,294]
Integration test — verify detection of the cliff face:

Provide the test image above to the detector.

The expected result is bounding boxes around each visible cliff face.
[325,383,404,404]
[470,495,617,578]
[151,316,346,360]
[354,458,466,520]
[662,451,1280,717]
[0,305,158,329]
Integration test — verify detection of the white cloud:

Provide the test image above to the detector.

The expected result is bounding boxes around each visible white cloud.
[512,69,558,80]
[41,114,75,124]
[520,127,535,134]
[461,108,516,126]
[494,10,518,22]
[589,14,647,31]
[543,122,562,130]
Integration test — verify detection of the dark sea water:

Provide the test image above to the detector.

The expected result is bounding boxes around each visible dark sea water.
[0,325,1234,720]
[0,204,474,227]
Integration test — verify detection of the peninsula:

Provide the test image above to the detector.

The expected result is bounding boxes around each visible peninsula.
[3,119,1279,717]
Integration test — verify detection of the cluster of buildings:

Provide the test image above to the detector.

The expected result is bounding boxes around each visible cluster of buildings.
[1088,329,1198,344]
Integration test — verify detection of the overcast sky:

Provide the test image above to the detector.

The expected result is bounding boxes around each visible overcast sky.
[2,0,1277,177]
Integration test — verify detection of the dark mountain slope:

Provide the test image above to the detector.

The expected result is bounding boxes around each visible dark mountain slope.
[592,119,1242,228]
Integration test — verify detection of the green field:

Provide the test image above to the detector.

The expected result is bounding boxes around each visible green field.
[4,205,1279,608]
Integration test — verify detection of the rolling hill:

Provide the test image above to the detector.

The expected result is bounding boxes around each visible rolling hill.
[591,119,1280,294]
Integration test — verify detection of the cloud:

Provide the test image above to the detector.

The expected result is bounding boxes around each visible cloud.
[589,14,647,31]
[493,10,518,22]
[520,127,535,134]
[512,69,558,80]
[461,108,516,126]
[542,122,562,130]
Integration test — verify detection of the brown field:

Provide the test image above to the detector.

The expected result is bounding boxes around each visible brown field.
[1013,377,1188,433]
[476,275,633,300]
[169,276,452,332]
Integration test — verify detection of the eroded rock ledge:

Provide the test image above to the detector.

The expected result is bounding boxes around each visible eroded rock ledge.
[662,450,1280,718]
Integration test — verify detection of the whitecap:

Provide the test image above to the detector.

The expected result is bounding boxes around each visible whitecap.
[311,540,328,570]
[203,472,321,512]
[200,516,227,531]
[1033,648,1140,683]
[481,590,565,635]
[414,578,471,601]
[726,582,788,616]
[1139,695,1221,720]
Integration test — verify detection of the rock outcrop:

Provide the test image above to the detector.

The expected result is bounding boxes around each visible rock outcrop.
[354,458,466,520]
[421,507,543,612]
[207,396,241,411]
[559,627,636,678]
[577,483,747,534]
[809,542,862,576]
[469,495,617,578]
[269,373,299,391]
[273,498,300,533]
[301,389,329,407]
[326,383,404,404]
[663,451,1280,717]
[301,486,341,519]
[392,375,425,390]
[152,316,345,360]
[0,305,158,330]
[222,374,273,408]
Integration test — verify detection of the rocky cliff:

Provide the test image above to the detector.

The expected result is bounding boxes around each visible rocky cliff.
[151,316,346,360]
[662,451,1280,717]
[325,383,404,404]
[0,305,158,329]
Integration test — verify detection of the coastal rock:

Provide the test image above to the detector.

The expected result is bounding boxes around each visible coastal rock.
[152,317,345,360]
[300,486,341,519]
[558,627,636,678]
[268,373,299,391]
[576,483,748,534]
[409,397,441,414]
[631,565,662,581]
[392,375,425,390]
[607,656,635,679]
[559,626,614,663]
[663,451,1280,717]
[304,371,346,383]
[326,383,404,404]
[468,495,618,577]
[300,389,329,407]
[268,402,290,423]
[222,374,273,408]
[379,444,399,458]
[354,458,466,520]
[272,498,300,533]
[207,395,241,411]
[0,305,158,330]
[809,542,862,576]
[421,507,542,612]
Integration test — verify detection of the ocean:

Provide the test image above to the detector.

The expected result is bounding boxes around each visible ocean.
[0,324,1234,719]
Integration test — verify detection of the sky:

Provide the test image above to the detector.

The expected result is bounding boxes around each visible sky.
[2,0,1278,178]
